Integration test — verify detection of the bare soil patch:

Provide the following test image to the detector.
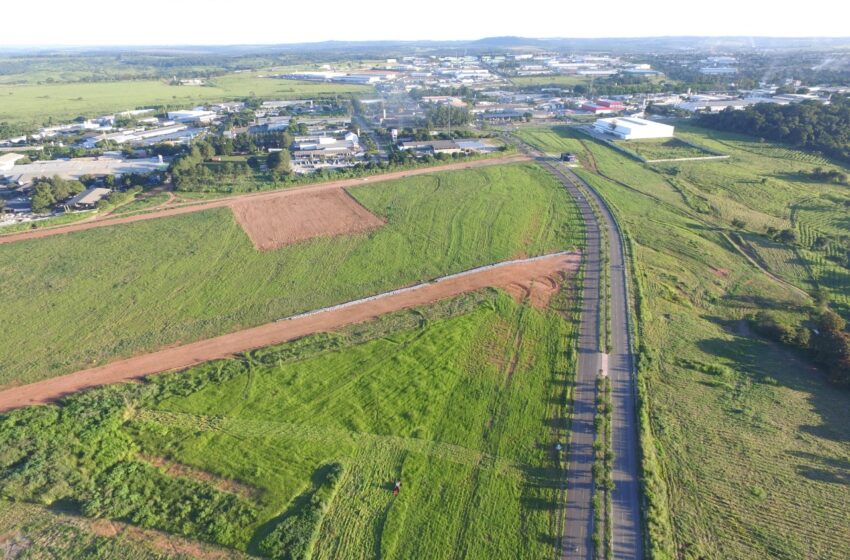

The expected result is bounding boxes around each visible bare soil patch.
[231,189,384,250]
[88,518,245,559]
[0,252,578,412]
[139,454,260,500]
[503,273,562,309]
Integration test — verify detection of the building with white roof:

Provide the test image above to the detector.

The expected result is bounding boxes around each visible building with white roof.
[0,153,26,173]
[593,117,674,140]
[167,110,217,123]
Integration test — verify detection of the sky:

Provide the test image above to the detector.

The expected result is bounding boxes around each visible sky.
[5,0,849,46]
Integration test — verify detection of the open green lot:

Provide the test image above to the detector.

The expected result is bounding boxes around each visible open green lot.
[0,72,372,127]
[0,290,574,558]
[511,74,667,89]
[519,126,850,558]
[0,163,582,388]
[511,75,594,88]
[614,137,718,161]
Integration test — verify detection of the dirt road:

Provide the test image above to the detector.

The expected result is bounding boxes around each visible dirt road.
[0,155,529,245]
[0,251,577,412]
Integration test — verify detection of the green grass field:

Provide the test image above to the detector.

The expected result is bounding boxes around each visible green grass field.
[0,72,372,127]
[511,75,593,88]
[615,137,717,161]
[0,163,582,388]
[514,127,587,156]
[510,74,667,89]
[0,290,575,558]
[519,125,850,558]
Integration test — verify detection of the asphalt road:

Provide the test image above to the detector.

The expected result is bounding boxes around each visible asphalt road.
[519,138,643,559]
[571,165,644,560]
[537,157,601,560]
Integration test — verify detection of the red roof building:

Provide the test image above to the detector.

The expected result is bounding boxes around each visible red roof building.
[596,99,625,109]
[580,103,615,114]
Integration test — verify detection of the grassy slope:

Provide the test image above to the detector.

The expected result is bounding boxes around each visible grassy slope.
[0,72,372,126]
[519,126,850,559]
[0,290,575,557]
[615,138,713,161]
[133,292,572,558]
[0,163,582,387]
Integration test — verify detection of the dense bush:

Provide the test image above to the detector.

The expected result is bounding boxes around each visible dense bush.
[751,309,850,386]
[83,461,257,547]
[0,375,261,549]
[0,388,136,504]
[810,311,850,386]
[30,176,86,213]
[809,166,849,185]
[699,94,850,163]
[259,463,344,560]
[259,497,325,560]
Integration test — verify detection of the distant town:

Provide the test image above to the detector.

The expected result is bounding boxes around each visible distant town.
[1,49,847,227]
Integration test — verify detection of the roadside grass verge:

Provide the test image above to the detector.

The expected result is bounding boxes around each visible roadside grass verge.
[521,124,850,559]
[0,210,94,235]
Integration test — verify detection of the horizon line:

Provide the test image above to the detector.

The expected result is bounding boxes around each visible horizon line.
[2,34,850,50]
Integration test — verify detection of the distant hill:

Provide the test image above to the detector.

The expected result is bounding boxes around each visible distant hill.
[4,36,850,56]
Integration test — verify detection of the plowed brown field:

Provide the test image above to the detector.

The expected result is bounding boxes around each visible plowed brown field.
[231,189,385,250]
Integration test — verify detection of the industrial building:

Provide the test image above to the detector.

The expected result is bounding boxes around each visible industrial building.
[675,99,754,113]
[1,155,169,188]
[399,140,464,155]
[166,110,217,123]
[593,117,675,140]
[290,133,363,171]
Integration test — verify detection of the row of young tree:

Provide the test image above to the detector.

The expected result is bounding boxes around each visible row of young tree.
[698,95,850,163]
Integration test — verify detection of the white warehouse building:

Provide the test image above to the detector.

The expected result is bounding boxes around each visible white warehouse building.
[593,116,674,140]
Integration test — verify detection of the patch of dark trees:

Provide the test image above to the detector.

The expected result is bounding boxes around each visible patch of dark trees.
[699,95,850,165]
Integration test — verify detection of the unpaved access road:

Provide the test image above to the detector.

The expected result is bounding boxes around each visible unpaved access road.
[0,155,530,245]
[0,251,578,412]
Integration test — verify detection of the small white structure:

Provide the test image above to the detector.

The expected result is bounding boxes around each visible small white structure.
[593,117,674,140]
[0,153,25,173]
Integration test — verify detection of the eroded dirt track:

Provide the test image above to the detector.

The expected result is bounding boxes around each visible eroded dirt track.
[0,251,577,412]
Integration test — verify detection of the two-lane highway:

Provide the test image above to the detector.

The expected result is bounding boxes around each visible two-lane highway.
[514,133,643,560]
[539,158,602,560]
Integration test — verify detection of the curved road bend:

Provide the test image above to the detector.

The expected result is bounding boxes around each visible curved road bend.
[539,156,602,560]
[513,133,642,559]
[550,160,643,560]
